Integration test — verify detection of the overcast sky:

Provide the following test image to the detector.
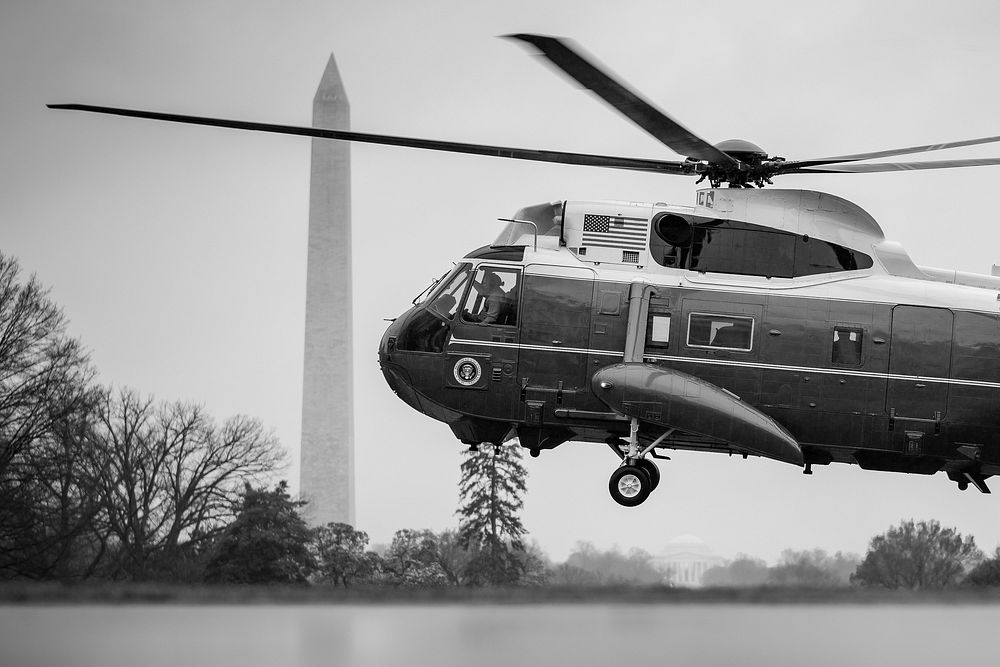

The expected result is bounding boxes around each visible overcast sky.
[5,0,1000,562]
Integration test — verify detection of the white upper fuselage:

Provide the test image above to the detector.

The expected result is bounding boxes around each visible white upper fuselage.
[497,188,1000,316]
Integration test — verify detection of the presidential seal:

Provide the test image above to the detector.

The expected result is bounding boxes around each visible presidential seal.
[453,357,482,386]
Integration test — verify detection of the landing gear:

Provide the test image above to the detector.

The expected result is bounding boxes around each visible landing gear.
[636,457,660,491]
[609,464,653,507]
[606,419,669,506]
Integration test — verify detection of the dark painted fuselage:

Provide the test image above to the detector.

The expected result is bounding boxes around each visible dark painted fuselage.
[378,190,1000,485]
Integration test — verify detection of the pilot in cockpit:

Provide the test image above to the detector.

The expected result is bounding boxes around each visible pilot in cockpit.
[467,273,507,325]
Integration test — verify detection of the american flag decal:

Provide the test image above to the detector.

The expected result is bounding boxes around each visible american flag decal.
[582,214,648,251]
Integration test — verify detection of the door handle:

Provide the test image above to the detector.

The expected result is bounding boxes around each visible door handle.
[915,383,926,389]
[551,340,562,346]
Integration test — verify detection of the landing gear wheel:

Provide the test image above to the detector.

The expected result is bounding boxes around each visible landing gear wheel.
[636,458,660,491]
[609,465,652,507]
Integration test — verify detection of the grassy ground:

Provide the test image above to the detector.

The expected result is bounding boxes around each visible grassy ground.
[4,581,1000,605]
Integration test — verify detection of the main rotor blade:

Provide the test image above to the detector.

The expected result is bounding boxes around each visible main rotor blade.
[790,157,1000,173]
[786,135,1000,170]
[46,104,694,175]
[507,34,738,167]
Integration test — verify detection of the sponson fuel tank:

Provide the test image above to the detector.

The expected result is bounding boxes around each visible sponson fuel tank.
[592,363,803,466]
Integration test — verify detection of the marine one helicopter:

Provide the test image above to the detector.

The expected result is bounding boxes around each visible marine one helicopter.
[50,35,1000,505]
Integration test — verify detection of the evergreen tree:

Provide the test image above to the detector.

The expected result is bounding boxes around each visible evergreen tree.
[204,481,315,584]
[456,441,528,585]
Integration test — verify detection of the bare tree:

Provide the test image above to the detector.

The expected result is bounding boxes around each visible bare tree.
[89,389,285,580]
[0,253,91,474]
[0,253,93,579]
[561,542,665,585]
[7,388,107,579]
[702,555,770,587]
[768,549,860,587]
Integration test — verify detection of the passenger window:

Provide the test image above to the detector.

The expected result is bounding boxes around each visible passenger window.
[687,314,753,351]
[461,267,520,326]
[646,313,671,349]
[832,327,863,365]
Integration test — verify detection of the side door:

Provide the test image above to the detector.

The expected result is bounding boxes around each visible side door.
[446,265,522,420]
[517,265,596,417]
[886,305,953,422]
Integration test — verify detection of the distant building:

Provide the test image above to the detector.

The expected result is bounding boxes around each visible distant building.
[654,534,725,587]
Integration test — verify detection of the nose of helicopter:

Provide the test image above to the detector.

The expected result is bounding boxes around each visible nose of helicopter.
[378,315,423,414]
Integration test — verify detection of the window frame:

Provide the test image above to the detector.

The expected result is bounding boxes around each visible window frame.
[459,265,522,328]
[645,310,672,350]
[686,312,755,352]
[831,325,865,366]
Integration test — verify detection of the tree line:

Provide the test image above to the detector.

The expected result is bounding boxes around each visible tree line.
[0,250,285,580]
[0,251,543,585]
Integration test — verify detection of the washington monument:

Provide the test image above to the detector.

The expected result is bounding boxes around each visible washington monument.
[300,54,355,526]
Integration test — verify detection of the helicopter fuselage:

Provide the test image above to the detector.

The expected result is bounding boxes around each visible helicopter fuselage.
[378,188,1000,492]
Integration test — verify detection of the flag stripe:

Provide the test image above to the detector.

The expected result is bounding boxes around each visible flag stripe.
[583,239,647,250]
[582,235,646,245]
[582,236,646,247]
[585,229,647,238]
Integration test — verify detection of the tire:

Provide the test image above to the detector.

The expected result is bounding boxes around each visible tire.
[609,465,652,507]
[636,458,660,492]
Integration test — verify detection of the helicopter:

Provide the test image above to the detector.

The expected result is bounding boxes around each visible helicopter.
[49,34,1000,506]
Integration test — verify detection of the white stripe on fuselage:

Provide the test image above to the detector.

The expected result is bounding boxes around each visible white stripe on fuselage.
[447,337,1000,390]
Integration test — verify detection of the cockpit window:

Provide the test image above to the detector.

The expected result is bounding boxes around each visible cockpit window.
[426,264,471,320]
[461,267,520,326]
[650,217,873,278]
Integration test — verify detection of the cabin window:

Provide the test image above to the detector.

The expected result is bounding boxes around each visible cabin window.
[461,267,521,326]
[832,327,863,365]
[687,313,754,351]
[650,217,873,278]
[646,313,671,349]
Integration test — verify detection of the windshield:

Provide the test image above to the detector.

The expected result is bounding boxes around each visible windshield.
[412,265,458,305]
[425,263,471,319]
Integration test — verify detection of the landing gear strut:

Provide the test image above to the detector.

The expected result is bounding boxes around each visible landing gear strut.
[606,419,668,506]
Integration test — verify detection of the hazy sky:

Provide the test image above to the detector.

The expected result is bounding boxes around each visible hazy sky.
[5,0,1000,562]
